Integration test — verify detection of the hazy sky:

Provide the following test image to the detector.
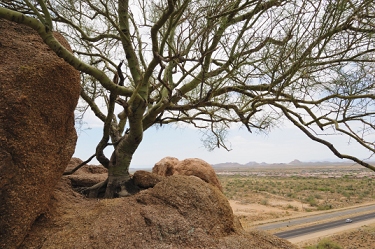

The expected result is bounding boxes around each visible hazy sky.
[73,112,374,169]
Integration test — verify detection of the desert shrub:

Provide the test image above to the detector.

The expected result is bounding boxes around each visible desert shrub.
[306,196,318,207]
[304,238,342,249]
[317,204,333,210]
[317,187,330,192]
[360,190,370,197]
[346,184,355,190]
[286,204,294,209]
[342,191,351,198]
[260,199,269,205]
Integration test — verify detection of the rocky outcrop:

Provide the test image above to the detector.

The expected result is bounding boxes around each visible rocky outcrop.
[20,175,297,249]
[0,20,80,248]
[153,157,223,192]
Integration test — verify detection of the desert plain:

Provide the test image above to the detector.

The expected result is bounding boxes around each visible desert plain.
[213,160,375,248]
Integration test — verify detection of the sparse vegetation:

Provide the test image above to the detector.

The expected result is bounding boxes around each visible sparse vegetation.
[260,199,269,206]
[304,238,342,249]
[219,174,375,210]
[306,196,318,207]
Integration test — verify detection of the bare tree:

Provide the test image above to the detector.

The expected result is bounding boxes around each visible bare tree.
[1,0,375,198]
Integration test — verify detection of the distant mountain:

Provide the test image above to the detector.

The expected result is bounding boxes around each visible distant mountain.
[212,162,244,168]
[212,159,369,168]
[288,159,302,165]
[244,161,260,166]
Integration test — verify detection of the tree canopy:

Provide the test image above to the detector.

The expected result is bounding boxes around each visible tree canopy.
[1,0,375,197]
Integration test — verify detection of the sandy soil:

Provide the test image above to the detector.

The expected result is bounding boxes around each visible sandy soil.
[230,200,285,216]
[229,198,305,229]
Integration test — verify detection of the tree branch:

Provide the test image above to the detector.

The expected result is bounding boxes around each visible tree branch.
[63,154,96,175]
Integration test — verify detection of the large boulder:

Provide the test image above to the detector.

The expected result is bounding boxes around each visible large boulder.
[0,20,80,248]
[20,175,297,249]
[153,157,223,192]
[133,170,164,189]
[152,156,179,176]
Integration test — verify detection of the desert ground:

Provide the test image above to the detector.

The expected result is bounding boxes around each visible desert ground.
[215,163,375,248]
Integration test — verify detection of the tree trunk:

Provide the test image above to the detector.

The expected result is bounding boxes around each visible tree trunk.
[103,125,143,198]
[92,73,146,198]
[103,153,140,198]
[104,174,133,198]
[85,130,143,198]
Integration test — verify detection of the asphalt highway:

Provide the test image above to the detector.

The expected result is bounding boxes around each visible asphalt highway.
[257,204,375,231]
[274,212,375,239]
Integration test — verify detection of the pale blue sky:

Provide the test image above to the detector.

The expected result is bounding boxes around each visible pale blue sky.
[73,119,374,169]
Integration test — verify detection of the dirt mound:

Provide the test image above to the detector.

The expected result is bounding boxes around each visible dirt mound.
[20,173,296,249]
[0,20,80,248]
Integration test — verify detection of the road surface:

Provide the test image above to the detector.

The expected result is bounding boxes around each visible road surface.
[256,204,375,231]
[274,212,375,239]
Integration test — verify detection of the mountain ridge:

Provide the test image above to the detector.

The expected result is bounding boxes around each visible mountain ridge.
[212,159,367,168]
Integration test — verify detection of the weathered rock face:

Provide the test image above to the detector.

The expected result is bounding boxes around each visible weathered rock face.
[0,20,80,248]
[153,157,223,192]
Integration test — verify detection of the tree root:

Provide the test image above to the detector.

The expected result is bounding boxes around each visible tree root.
[75,176,141,198]
[103,176,140,198]
[79,178,108,198]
